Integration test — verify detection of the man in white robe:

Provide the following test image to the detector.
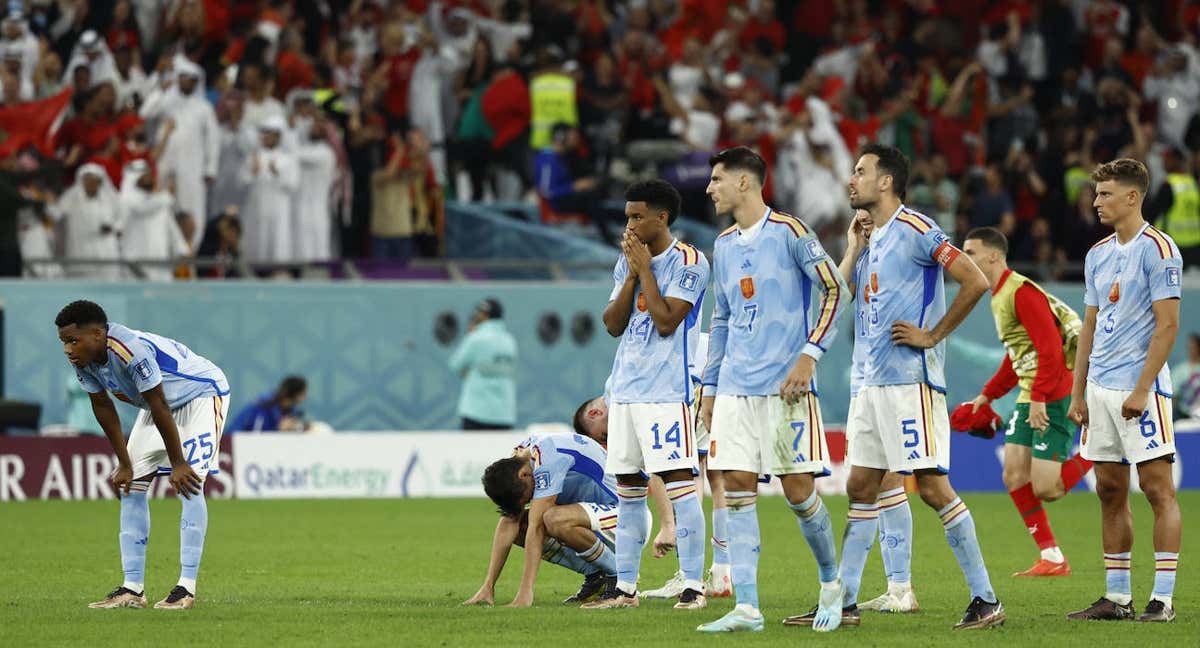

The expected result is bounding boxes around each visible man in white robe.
[119,160,190,281]
[64,30,118,88]
[49,163,123,280]
[1,12,39,87]
[292,117,337,262]
[239,116,299,264]
[139,58,219,247]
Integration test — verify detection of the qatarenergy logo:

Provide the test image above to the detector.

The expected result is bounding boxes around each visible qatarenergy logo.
[241,463,391,496]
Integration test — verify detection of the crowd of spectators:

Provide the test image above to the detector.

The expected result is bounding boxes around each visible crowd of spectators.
[1,0,1199,281]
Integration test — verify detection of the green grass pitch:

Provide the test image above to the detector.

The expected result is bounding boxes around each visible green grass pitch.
[1,493,1195,646]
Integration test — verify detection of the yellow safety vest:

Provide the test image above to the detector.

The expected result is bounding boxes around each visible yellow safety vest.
[529,72,577,149]
[1163,173,1200,247]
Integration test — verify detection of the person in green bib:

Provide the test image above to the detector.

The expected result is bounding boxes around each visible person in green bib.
[963,227,1095,578]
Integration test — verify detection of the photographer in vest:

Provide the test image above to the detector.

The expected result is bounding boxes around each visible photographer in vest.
[960,227,1095,577]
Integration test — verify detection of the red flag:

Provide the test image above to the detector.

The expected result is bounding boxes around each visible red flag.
[0,88,74,158]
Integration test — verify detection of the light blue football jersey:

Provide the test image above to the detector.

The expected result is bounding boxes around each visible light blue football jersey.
[855,205,954,391]
[850,248,870,397]
[517,432,617,505]
[75,323,229,409]
[702,208,848,396]
[608,239,709,404]
[1084,223,1183,395]
[689,332,709,389]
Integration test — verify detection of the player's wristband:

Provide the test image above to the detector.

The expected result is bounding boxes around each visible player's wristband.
[801,342,826,362]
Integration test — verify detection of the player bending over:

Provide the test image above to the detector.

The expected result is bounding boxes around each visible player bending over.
[962,226,1094,577]
[59,300,230,611]
[696,147,849,633]
[583,179,711,611]
[1067,159,1182,623]
[470,432,619,607]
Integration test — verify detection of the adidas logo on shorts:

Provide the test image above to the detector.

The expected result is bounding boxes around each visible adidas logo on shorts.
[907,450,921,460]
[668,451,681,460]
[1146,440,1160,450]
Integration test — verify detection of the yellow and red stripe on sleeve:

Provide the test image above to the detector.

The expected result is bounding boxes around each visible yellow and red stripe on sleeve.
[673,241,700,266]
[807,260,842,347]
[106,336,134,364]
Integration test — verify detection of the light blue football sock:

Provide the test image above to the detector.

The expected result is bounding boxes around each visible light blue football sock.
[726,491,760,609]
[178,493,208,592]
[789,491,838,583]
[580,536,617,576]
[615,485,649,593]
[118,486,150,593]
[877,487,912,584]
[666,480,706,587]
[1152,552,1178,602]
[838,502,879,605]
[542,538,592,575]
[711,507,730,566]
[939,497,996,603]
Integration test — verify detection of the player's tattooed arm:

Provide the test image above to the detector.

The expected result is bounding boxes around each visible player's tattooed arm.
[1068,306,1099,427]
[90,391,134,494]
[142,385,202,498]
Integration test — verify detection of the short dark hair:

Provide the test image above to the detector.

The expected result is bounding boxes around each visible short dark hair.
[859,143,910,199]
[572,398,592,437]
[482,457,527,517]
[964,226,1009,255]
[55,300,107,328]
[624,179,682,225]
[709,146,767,186]
[1091,158,1150,196]
[478,297,503,319]
[278,375,307,399]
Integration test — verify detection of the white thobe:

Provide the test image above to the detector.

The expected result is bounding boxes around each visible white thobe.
[120,186,188,281]
[292,140,337,262]
[51,191,123,280]
[239,148,299,264]
[141,90,219,244]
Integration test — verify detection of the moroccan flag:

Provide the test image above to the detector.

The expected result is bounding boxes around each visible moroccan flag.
[0,88,73,158]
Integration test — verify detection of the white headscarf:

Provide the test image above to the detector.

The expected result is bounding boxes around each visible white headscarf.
[64,30,117,86]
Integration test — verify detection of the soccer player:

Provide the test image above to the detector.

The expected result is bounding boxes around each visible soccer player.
[962,226,1095,576]
[583,179,711,611]
[604,332,734,600]
[695,146,848,633]
[836,211,920,615]
[1067,159,1182,623]
[58,300,230,610]
[468,431,619,607]
[808,144,1003,631]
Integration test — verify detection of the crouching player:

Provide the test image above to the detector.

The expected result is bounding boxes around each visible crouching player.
[466,432,619,606]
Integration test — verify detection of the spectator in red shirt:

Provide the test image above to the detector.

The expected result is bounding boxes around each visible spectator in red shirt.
[378,21,420,130]
[276,27,316,99]
[738,0,784,54]
[480,61,531,192]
